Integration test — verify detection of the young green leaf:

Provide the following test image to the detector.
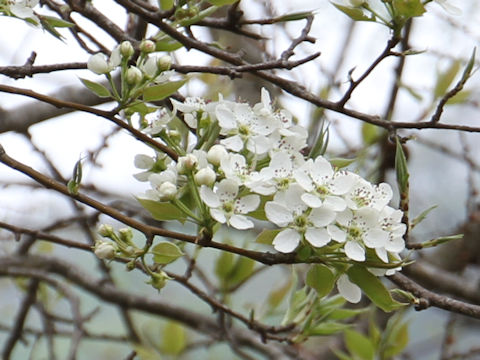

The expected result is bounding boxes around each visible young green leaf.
[344,329,375,360]
[395,137,409,195]
[305,321,352,336]
[160,321,186,355]
[410,205,437,229]
[208,0,239,5]
[151,242,184,264]
[255,229,280,245]
[434,59,461,99]
[392,0,426,20]
[330,157,356,169]
[79,78,112,98]
[331,3,375,22]
[306,264,335,298]
[143,79,187,102]
[347,265,406,312]
[136,198,187,223]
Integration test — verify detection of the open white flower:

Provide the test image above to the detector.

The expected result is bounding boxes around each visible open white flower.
[331,208,389,262]
[171,97,216,129]
[265,184,337,253]
[8,0,38,20]
[345,177,393,211]
[200,179,259,230]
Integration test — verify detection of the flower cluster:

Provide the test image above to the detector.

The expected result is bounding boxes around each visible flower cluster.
[136,88,406,264]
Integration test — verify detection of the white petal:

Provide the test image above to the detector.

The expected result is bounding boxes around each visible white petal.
[375,247,389,263]
[305,228,331,247]
[328,224,346,242]
[216,105,237,130]
[221,135,244,152]
[273,229,301,253]
[309,206,336,227]
[331,172,357,195]
[217,179,239,201]
[345,241,365,261]
[337,274,362,303]
[323,195,347,211]
[265,201,293,227]
[210,208,227,224]
[249,135,271,155]
[301,193,323,208]
[229,215,254,230]
[235,194,260,214]
[200,185,221,208]
[363,228,389,248]
[386,236,405,252]
[134,154,154,169]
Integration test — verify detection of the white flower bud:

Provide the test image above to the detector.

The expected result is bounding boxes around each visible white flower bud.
[118,228,133,243]
[98,224,114,237]
[126,66,143,85]
[142,56,158,78]
[120,41,134,59]
[94,242,116,260]
[207,145,228,166]
[140,40,155,53]
[87,53,110,75]
[158,181,178,200]
[157,55,172,71]
[194,167,216,186]
[177,154,198,174]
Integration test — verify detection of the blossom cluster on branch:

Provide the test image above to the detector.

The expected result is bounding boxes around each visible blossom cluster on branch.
[130,87,407,303]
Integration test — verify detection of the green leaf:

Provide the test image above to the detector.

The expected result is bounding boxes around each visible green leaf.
[161,321,186,355]
[434,59,461,98]
[327,307,369,321]
[331,3,375,22]
[392,0,426,19]
[395,137,409,195]
[80,78,111,98]
[330,157,355,169]
[277,10,316,22]
[347,265,405,312]
[136,198,187,223]
[208,0,239,5]
[151,242,184,264]
[159,0,174,10]
[331,348,354,360]
[143,79,187,102]
[268,278,293,309]
[305,321,352,336]
[362,123,381,146]
[446,89,472,105]
[124,102,157,117]
[228,256,255,286]
[215,251,235,281]
[255,229,280,245]
[344,329,375,360]
[410,205,437,229]
[383,321,409,358]
[419,234,463,249]
[39,15,75,28]
[155,36,184,51]
[305,264,335,298]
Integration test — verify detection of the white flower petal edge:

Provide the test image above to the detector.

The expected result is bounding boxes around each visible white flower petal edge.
[273,228,301,253]
[337,274,362,303]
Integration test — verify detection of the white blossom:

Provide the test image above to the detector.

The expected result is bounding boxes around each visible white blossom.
[200,179,259,230]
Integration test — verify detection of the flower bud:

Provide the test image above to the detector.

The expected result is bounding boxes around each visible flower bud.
[158,181,178,200]
[207,145,228,166]
[87,53,110,75]
[157,55,172,71]
[98,224,115,238]
[140,39,155,53]
[194,167,216,186]
[94,241,116,260]
[118,228,133,243]
[176,154,198,174]
[126,66,143,85]
[120,41,134,59]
